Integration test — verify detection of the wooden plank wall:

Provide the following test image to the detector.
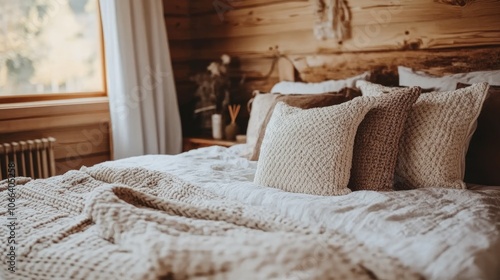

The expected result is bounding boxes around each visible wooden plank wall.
[164,1,199,136]
[0,98,111,175]
[166,0,500,134]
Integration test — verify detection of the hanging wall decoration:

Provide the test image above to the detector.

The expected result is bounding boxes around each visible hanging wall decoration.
[313,0,351,41]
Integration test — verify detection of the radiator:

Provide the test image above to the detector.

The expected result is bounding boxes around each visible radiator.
[0,137,56,180]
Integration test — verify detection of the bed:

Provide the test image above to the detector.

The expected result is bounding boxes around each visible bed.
[2,56,500,279]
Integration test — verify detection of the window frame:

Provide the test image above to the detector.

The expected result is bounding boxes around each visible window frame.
[0,0,107,104]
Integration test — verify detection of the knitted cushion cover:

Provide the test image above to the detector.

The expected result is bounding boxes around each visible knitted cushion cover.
[358,81,489,189]
[250,88,361,161]
[457,83,500,186]
[254,97,375,196]
[246,92,279,148]
[397,83,489,189]
[349,87,421,191]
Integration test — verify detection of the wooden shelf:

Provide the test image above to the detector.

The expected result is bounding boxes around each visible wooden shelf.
[182,137,240,152]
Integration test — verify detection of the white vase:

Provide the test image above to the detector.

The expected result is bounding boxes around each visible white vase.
[211,114,223,140]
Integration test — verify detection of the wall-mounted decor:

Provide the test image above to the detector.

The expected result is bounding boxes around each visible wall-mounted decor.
[312,0,351,41]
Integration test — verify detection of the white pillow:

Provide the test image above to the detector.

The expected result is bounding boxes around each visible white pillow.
[271,72,370,94]
[398,66,500,91]
[356,80,392,96]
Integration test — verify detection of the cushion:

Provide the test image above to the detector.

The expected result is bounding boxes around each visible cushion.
[250,88,361,161]
[271,72,370,94]
[395,83,490,189]
[253,97,376,196]
[398,66,500,92]
[246,92,279,148]
[349,87,421,191]
[457,83,500,186]
[356,80,393,96]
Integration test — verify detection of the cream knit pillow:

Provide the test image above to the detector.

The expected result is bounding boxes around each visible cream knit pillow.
[254,97,375,196]
[246,92,279,148]
[396,83,489,189]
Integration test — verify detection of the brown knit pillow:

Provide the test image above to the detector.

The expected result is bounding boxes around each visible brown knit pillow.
[250,88,361,161]
[457,83,500,186]
[349,87,421,191]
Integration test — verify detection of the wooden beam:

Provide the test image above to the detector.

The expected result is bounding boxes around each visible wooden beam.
[0,97,109,121]
[278,57,296,82]
[165,16,191,41]
[1,113,110,134]
[287,46,500,83]
[163,0,190,16]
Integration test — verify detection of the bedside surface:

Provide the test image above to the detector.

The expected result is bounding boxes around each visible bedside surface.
[183,137,240,152]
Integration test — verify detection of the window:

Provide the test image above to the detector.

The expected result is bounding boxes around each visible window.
[0,0,105,99]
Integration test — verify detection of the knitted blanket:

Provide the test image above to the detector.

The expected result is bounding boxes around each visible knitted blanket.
[1,166,422,280]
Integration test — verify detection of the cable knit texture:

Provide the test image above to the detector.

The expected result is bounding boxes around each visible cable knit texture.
[250,88,361,161]
[349,87,421,191]
[254,98,375,196]
[0,166,422,280]
[396,83,489,189]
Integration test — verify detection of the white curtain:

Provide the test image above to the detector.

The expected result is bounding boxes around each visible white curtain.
[100,0,182,159]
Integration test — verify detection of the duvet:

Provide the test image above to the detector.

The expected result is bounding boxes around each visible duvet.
[1,145,499,280]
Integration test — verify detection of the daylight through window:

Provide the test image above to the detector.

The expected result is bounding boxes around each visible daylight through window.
[0,0,104,96]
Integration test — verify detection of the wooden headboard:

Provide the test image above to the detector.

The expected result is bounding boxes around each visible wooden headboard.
[277,46,500,85]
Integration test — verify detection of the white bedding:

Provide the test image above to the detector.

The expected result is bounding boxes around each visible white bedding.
[101,145,500,280]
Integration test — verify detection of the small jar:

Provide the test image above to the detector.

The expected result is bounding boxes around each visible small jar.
[211,114,223,139]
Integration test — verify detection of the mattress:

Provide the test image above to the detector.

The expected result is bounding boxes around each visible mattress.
[99,145,500,280]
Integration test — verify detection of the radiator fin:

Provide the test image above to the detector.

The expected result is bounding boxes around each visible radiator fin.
[0,137,56,179]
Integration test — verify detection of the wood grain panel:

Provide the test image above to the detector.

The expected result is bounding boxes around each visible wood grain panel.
[187,21,500,60]
[184,56,279,80]
[168,0,500,79]
[165,16,191,41]
[0,97,109,120]
[163,0,190,16]
[189,0,308,15]
[184,0,500,52]
[165,0,500,137]
[168,40,194,62]
[189,1,312,39]
[0,98,112,175]
[171,61,192,81]
[1,113,110,134]
[289,46,500,83]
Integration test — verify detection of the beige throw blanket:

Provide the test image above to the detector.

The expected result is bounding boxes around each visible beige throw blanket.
[0,166,421,280]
